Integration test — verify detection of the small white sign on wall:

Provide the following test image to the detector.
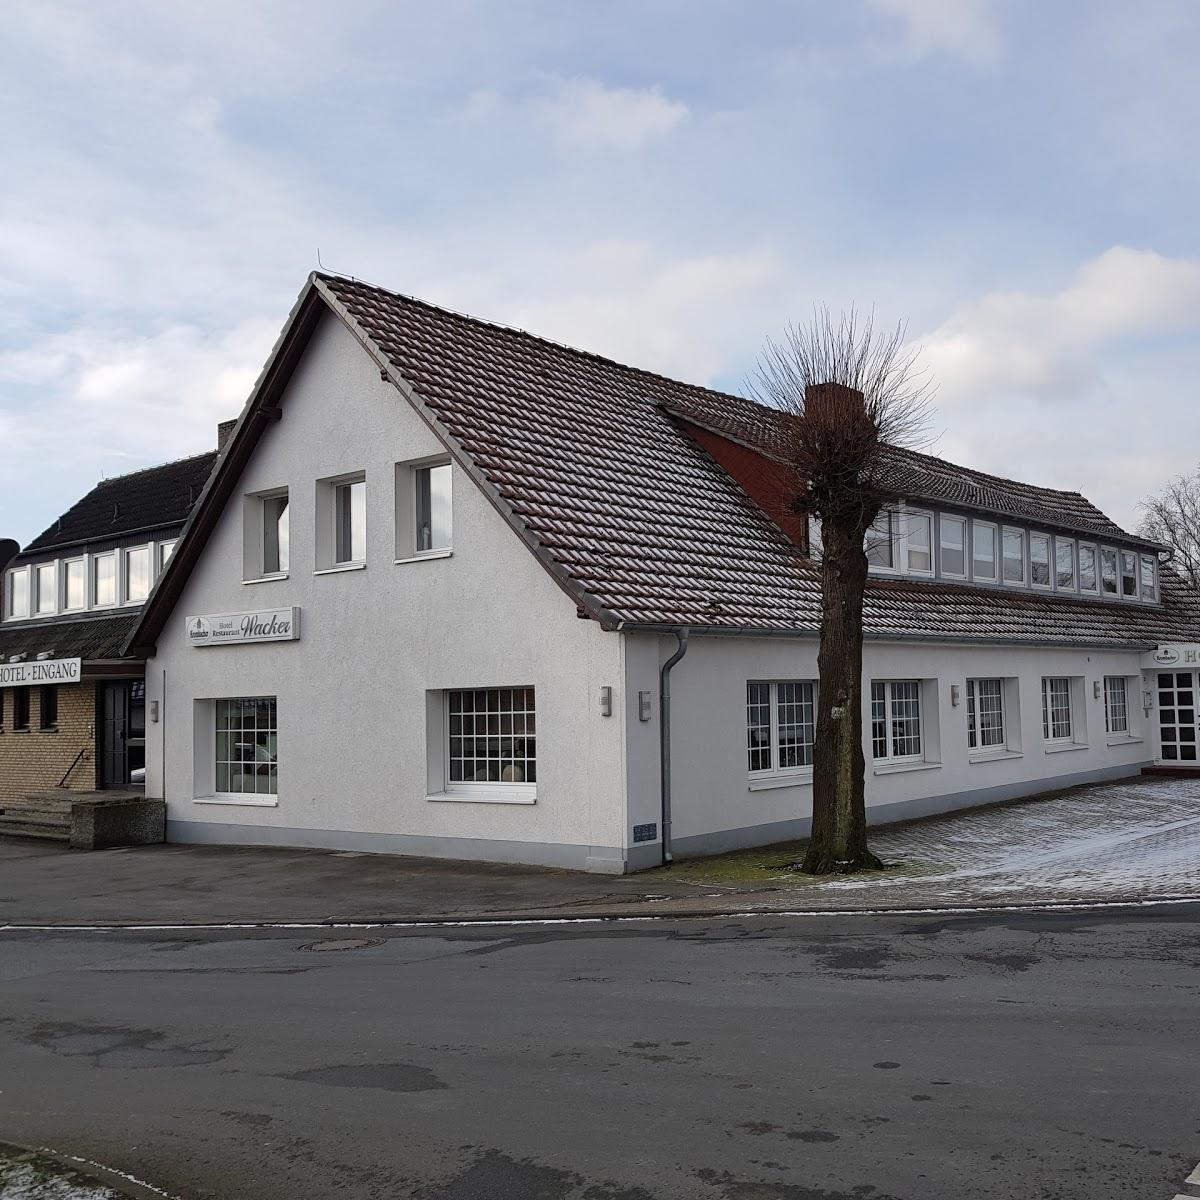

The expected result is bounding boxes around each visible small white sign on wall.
[186,607,300,647]
[0,657,82,687]
[1144,644,1200,668]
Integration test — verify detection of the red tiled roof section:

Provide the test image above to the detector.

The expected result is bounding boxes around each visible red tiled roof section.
[320,275,1196,646]
[656,389,1142,545]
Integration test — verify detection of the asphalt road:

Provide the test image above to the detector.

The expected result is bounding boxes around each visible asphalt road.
[1,907,1198,1200]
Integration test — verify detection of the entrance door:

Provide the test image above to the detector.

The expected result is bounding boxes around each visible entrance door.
[99,681,130,787]
[1157,671,1197,763]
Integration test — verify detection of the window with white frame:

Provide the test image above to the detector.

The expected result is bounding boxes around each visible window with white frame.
[747,680,817,776]
[1100,547,1118,595]
[903,510,933,574]
[1002,527,1025,585]
[1030,534,1052,588]
[807,516,823,561]
[1119,550,1138,598]
[334,478,366,564]
[415,462,452,554]
[63,558,86,610]
[865,510,895,569]
[1041,677,1073,742]
[215,697,278,797]
[1104,676,1129,735]
[1055,538,1076,591]
[160,540,178,570]
[92,553,116,606]
[447,687,536,787]
[939,515,966,577]
[5,567,29,619]
[972,521,997,581]
[1079,544,1098,593]
[871,680,922,762]
[34,562,56,616]
[263,492,290,574]
[123,546,151,603]
[967,678,1006,751]
[1140,554,1157,601]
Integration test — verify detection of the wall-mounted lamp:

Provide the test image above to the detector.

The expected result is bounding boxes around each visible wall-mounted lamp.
[1093,680,1102,700]
[638,691,652,722]
[150,700,160,724]
[950,684,961,707]
[598,686,612,717]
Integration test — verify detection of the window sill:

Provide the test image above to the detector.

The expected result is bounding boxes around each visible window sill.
[1044,741,1088,754]
[394,549,453,565]
[427,789,536,805]
[1105,734,1144,747]
[748,772,813,792]
[313,562,366,576]
[194,793,279,808]
[968,748,1023,764]
[873,760,941,776]
[243,572,289,585]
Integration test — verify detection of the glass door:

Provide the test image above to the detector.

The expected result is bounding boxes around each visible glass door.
[1157,671,1197,763]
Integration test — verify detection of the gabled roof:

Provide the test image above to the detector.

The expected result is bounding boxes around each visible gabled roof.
[128,273,1199,654]
[20,451,219,558]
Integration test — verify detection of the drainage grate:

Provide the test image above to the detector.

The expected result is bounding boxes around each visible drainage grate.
[300,937,382,953]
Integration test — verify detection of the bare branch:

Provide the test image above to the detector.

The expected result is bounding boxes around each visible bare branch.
[744,306,936,526]
[1139,468,1200,590]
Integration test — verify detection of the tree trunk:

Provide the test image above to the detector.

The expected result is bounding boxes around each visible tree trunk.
[800,516,882,874]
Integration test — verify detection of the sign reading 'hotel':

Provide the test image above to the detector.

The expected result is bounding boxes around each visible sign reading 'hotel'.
[186,607,301,647]
[0,658,83,687]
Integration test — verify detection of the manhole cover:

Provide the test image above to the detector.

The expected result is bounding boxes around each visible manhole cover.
[300,937,382,953]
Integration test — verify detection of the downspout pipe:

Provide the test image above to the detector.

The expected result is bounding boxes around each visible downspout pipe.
[659,627,690,867]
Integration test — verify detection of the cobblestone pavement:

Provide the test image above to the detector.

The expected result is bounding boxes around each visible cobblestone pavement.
[788,776,1200,910]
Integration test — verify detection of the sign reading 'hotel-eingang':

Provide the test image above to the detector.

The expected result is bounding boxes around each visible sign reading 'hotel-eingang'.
[0,658,82,687]
[186,607,301,647]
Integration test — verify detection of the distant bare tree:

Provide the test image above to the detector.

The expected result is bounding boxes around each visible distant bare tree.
[1140,468,1200,590]
[747,309,934,875]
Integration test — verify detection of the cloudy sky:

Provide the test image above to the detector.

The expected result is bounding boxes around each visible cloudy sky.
[2,0,1198,545]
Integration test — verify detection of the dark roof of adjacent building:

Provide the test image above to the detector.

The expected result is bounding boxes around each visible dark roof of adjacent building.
[128,273,1200,652]
[20,451,219,558]
[0,612,141,664]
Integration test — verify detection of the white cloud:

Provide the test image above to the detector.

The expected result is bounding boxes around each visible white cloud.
[912,247,1200,528]
[867,0,1002,65]
[535,77,688,149]
[0,319,278,478]
[921,246,1200,403]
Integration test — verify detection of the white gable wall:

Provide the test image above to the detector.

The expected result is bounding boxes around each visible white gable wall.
[146,310,630,871]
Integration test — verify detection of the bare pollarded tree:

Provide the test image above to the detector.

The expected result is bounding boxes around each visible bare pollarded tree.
[1139,468,1200,590]
[748,309,934,875]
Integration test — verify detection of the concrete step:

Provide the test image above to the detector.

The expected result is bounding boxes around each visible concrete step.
[0,809,71,826]
[0,818,70,841]
[2,797,74,815]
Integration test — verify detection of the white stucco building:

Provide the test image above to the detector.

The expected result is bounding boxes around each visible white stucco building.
[126,273,1200,873]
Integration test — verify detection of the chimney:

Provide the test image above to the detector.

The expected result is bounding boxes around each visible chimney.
[804,382,867,420]
[217,419,237,451]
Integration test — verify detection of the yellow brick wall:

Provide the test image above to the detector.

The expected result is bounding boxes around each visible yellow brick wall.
[0,682,98,802]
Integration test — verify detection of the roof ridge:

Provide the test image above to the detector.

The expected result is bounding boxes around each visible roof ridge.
[91,448,219,487]
[315,272,740,406]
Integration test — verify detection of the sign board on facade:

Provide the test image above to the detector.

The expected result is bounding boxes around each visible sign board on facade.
[0,658,83,687]
[633,822,658,844]
[186,607,300,647]
[1144,644,1200,668]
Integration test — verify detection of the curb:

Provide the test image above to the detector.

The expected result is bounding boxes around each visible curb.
[2,894,1199,932]
[0,1139,179,1200]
